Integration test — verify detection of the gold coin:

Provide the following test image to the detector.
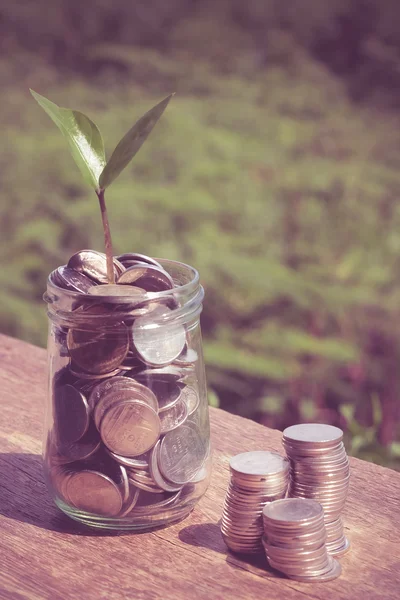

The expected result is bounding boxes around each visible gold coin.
[100,399,160,457]
[66,470,123,516]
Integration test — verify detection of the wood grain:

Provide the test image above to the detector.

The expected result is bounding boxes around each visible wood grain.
[0,333,399,600]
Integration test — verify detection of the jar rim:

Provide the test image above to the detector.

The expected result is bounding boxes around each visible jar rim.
[46,257,199,302]
[44,257,203,327]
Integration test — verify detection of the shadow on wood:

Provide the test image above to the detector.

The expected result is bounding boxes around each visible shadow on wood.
[0,452,131,536]
[178,521,282,580]
[178,522,227,554]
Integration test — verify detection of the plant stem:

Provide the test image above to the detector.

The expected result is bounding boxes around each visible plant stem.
[96,188,115,284]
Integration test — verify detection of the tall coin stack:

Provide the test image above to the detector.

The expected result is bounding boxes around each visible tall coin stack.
[283,424,350,557]
[262,498,341,582]
[221,451,289,554]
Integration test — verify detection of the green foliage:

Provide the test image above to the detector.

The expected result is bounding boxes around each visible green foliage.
[4,1,400,104]
[31,90,173,193]
[1,44,400,468]
[100,94,174,189]
[30,90,106,189]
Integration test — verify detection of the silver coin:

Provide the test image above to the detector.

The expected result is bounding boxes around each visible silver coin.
[88,284,147,300]
[122,298,176,321]
[119,486,140,517]
[131,375,181,413]
[117,260,151,270]
[67,250,121,284]
[132,365,187,382]
[66,469,123,516]
[117,465,130,503]
[100,399,160,457]
[54,384,90,445]
[159,422,206,485]
[117,253,164,270]
[326,536,351,557]
[283,424,343,446]
[287,556,342,582]
[174,347,198,366]
[149,440,182,492]
[117,264,174,292]
[159,399,188,434]
[89,376,133,411]
[128,475,164,494]
[132,306,186,367]
[108,450,150,470]
[52,266,96,294]
[177,385,200,416]
[127,469,158,486]
[263,498,324,524]
[230,451,289,478]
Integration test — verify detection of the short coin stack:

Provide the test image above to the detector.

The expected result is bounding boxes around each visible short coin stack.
[283,424,350,556]
[221,451,289,554]
[262,498,341,582]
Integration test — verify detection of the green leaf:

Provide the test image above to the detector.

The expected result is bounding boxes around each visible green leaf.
[30,89,106,189]
[99,94,174,189]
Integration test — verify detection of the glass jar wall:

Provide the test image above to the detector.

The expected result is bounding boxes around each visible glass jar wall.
[43,258,211,531]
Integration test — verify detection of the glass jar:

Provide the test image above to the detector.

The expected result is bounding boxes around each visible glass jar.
[43,258,211,531]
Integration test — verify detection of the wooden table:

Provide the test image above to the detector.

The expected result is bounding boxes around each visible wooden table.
[0,334,399,600]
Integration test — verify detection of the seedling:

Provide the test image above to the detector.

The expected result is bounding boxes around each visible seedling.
[31,90,174,283]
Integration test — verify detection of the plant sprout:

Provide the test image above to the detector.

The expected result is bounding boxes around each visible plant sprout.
[30,89,174,283]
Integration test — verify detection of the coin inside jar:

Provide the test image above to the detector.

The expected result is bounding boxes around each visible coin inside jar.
[159,398,188,433]
[107,450,150,470]
[67,250,121,284]
[52,266,97,294]
[88,284,147,300]
[67,310,129,374]
[132,365,185,382]
[54,384,90,445]
[89,376,132,411]
[100,399,161,457]
[117,264,174,292]
[177,384,200,416]
[148,440,183,492]
[159,421,206,485]
[50,465,73,502]
[174,347,198,366]
[132,306,186,367]
[131,373,182,411]
[93,384,159,429]
[119,487,141,517]
[55,420,101,464]
[66,470,123,516]
[117,253,164,270]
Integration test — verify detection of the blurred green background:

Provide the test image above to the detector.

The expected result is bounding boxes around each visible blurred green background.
[1,0,400,468]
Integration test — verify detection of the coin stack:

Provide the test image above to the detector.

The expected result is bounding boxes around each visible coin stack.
[46,250,209,519]
[221,451,289,554]
[262,498,341,582]
[282,424,350,557]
